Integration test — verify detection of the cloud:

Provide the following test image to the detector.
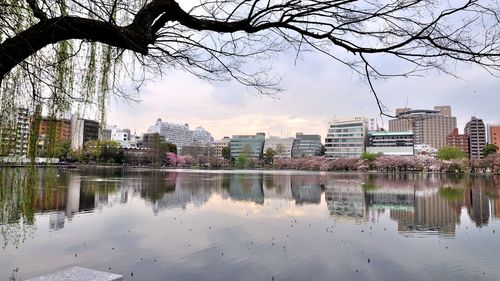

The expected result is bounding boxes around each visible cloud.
[107,47,500,140]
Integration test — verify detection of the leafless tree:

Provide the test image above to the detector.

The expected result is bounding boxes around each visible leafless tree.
[1,0,500,116]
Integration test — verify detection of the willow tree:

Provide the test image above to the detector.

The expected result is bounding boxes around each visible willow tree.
[1,0,500,121]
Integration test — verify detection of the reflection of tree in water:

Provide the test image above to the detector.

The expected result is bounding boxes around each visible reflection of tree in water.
[79,178,120,212]
[439,186,464,202]
[0,168,38,249]
[137,170,176,203]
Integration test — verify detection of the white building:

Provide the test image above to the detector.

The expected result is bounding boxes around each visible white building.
[325,117,368,158]
[264,137,295,158]
[192,126,214,144]
[147,118,193,151]
[70,114,99,149]
[111,126,131,142]
[369,117,380,131]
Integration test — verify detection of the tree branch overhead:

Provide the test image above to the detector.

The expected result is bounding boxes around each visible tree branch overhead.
[1,0,500,113]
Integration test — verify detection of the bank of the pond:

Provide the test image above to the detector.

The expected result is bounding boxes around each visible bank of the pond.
[3,153,500,175]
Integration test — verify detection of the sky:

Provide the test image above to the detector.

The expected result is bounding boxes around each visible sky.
[107,47,500,141]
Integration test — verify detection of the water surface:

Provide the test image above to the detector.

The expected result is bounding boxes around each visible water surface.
[1,168,499,280]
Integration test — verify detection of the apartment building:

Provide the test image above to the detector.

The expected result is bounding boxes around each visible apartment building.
[464,116,486,159]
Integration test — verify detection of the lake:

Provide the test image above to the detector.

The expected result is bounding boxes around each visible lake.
[1,168,499,280]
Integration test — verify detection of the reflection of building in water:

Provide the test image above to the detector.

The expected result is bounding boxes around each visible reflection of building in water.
[492,198,500,220]
[365,188,415,209]
[291,176,321,205]
[49,211,65,231]
[35,184,66,212]
[325,185,366,224]
[66,175,81,218]
[390,191,460,236]
[466,188,490,227]
[152,173,223,212]
[229,174,264,204]
[262,174,293,200]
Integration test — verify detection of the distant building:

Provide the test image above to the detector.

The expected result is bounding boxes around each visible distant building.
[487,124,500,148]
[142,133,166,148]
[101,127,112,141]
[212,137,230,159]
[37,117,72,142]
[464,116,486,159]
[414,144,438,156]
[446,128,469,155]
[148,118,192,151]
[366,131,414,156]
[292,133,322,158]
[0,107,30,156]
[180,144,215,158]
[325,117,368,158]
[70,114,99,149]
[264,137,295,158]
[111,127,131,142]
[368,117,380,131]
[230,133,265,159]
[192,126,214,144]
[389,106,456,149]
[36,117,72,154]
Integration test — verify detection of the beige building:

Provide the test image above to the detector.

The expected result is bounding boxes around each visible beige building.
[212,137,230,159]
[389,106,456,149]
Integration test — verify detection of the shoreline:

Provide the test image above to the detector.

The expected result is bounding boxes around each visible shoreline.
[2,163,499,176]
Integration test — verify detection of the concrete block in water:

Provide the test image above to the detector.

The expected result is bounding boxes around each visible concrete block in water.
[26,266,123,281]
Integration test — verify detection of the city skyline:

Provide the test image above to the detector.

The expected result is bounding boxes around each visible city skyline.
[108,52,500,140]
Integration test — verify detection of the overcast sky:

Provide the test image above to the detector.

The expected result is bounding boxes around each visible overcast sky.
[107,47,500,140]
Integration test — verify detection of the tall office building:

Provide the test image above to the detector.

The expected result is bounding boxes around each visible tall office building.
[291,133,322,158]
[388,105,456,149]
[487,124,500,148]
[325,117,368,158]
[464,116,486,159]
